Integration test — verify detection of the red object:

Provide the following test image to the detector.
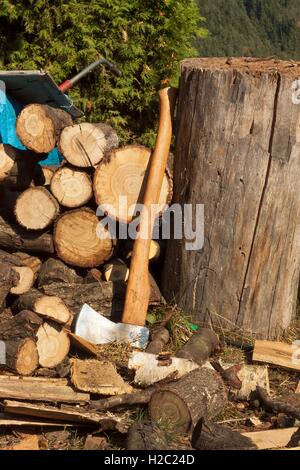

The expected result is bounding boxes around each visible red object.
[59,80,73,93]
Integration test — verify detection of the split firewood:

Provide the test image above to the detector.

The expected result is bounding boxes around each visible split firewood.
[0,215,54,254]
[0,310,42,340]
[149,368,228,433]
[50,165,93,208]
[3,338,39,376]
[59,122,119,167]
[234,365,270,400]
[16,104,72,153]
[257,386,300,421]
[191,419,256,450]
[127,421,169,450]
[70,358,132,395]
[37,258,82,287]
[242,427,299,450]
[54,208,114,267]
[0,263,20,310]
[119,239,163,263]
[93,145,172,223]
[67,331,98,357]
[13,252,42,278]
[0,143,45,190]
[4,400,130,432]
[13,289,72,325]
[36,322,70,368]
[128,352,199,387]
[176,328,221,364]
[146,328,170,355]
[0,413,73,428]
[0,376,89,403]
[0,249,35,295]
[15,187,60,230]
[4,434,41,451]
[253,340,300,372]
[103,258,129,282]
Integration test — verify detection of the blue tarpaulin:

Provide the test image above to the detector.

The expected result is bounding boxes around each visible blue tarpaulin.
[0,89,63,166]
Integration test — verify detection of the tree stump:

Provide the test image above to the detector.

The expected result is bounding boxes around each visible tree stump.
[163,58,300,339]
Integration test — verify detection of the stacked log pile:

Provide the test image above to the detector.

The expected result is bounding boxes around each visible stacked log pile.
[0,103,171,372]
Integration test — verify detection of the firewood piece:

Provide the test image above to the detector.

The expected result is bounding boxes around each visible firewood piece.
[242,427,299,450]
[0,413,73,427]
[34,166,55,186]
[93,145,172,223]
[90,388,155,412]
[4,434,41,451]
[14,290,71,325]
[4,400,130,432]
[0,144,43,189]
[120,239,162,263]
[257,386,300,421]
[0,249,35,295]
[103,258,129,282]
[15,187,60,230]
[70,359,132,395]
[128,352,199,387]
[59,122,118,168]
[191,419,256,450]
[13,252,42,277]
[146,328,170,355]
[50,166,93,208]
[4,338,39,375]
[0,215,54,254]
[253,340,300,372]
[235,365,269,400]
[67,331,98,357]
[37,258,82,287]
[211,361,242,390]
[0,376,89,403]
[84,435,111,450]
[16,104,72,153]
[0,310,42,340]
[0,263,19,310]
[176,329,221,364]
[54,208,114,268]
[36,323,70,368]
[127,421,169,450]
[35,368,58,378]
[149,368,228,433]
[41,279,161,319]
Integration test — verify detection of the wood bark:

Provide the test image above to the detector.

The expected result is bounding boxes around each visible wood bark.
[94,145,172,223]
[127,421,169,450]
[15,187,60,230]
[4,338,39,376]
[0,215,54,254]
[0,310,42,340]
[37,258,82,287]
[163,57,300,339]
[13,252,42,278]
[191,419,256,450]
[53,208,114,268]
[176,329,221,365]
[0,263,19,310]
[59,122,119,167]
[50,165,93,208]
[0,248,35,295]
[16,104,72,153]
[13,289,71,325]
[149,368,228,433]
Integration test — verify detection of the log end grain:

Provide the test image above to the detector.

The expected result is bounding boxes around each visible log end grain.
[15,187,60,230]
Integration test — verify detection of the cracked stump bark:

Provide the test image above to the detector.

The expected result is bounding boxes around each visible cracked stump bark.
[162,58,300,339]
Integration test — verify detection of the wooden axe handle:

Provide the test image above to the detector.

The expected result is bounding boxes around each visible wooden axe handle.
[122,87,178,326]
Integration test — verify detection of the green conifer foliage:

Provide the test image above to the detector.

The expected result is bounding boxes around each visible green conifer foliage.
[0,0,206,145]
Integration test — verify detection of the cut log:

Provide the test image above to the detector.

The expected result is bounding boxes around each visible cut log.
[235,365,269,400]
[192,419,256,450]
[176,329,221,364]
[36,323,70,368]
[15,187,60,230]
[54,208,114,268]
[0,263,19,310]
[0,310,43,340]
[128,352,199,387]
[14,290,71,325]
[163,57,300,339]
[59,122,118,168]
[0,376,89,403]
[149,368,228,433]
[0,249,35,295]
[242,428,298,450]
[127,421,169,450]
[257,386,300,421]
[93,145,172,223]
[253,340,300,372]
[103,258,129,282]
[4,400,130,432]
[41,279,163,319]
[70,359,132,395]
[13,252,42,277]
[0,144,43,189]
[34,166,55,186]
[120,239,162,263]
[16,104,72,153]
[37,258,82,287]
[4,338,39,375]
[50,165,93,208]
[0,215,54,254]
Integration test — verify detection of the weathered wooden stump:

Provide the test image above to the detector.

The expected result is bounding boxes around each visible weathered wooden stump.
[163,58,300,339]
